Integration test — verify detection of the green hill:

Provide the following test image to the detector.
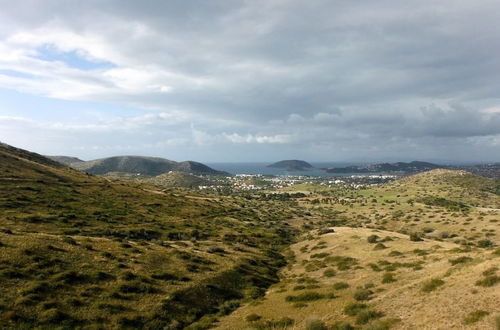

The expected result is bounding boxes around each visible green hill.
[0,143,298,329]
[71,155,227,176]
[143,171,213,188]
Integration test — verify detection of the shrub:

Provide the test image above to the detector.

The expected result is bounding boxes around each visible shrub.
[463,310,489,324]
[118,281,157,294]
[373,243,387,250]
[311,252,330,259]
[355,309,384,325]
[449,256,473,265]
[305,318,327,330]
[285,291,324,302]
[39,308,70,324]
[421,278,444,292]
[323,268,336,277]
[363,318,400,330]
[475,275,500,287]
[344,302,368,316]
[388,250,403,257]
[333,282,349,290]
[62,237,77,245]
[382,272,396,284]
[293,285,306,291]
[151,272,178,281]
[331,321,354,330]
[54,271,89,284]
[218,300,240,315]
[319,228,335,235]
[293,302,308,308]
[483,267,498,276]
[477,240,493,248]
[246,313,261,322]
[353,289,373,301]
[367,235,379,243]
[208,247,225,254]
[409,233,423,242]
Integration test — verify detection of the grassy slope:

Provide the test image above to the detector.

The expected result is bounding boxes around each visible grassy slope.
[217,227,499,329]
[216,170,500,329]
[0,144,301,329]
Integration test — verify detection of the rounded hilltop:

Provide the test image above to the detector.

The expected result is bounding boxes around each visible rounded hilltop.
[267,160,313,171]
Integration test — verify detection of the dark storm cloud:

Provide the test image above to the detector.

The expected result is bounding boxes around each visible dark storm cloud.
[0,0,499,161]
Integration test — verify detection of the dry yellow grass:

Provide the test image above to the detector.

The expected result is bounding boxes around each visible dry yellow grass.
[215,227,499,329]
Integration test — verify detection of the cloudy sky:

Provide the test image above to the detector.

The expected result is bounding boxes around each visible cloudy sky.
[0,0,499,163]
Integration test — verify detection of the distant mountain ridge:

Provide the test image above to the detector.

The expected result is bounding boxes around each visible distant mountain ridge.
[325,161,443,174]
[267,160,313,171]
[47,156,84,166]
[49,155,228,176]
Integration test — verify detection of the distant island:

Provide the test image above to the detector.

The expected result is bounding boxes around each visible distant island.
[267,160,313,171]
[324,161,443,174]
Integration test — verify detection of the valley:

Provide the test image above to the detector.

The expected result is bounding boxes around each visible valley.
[0,143,499,329]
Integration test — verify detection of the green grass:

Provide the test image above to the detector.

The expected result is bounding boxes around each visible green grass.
[0,144,303,329]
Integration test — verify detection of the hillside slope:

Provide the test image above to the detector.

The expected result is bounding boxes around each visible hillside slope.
[142,171,212,188]
[217,170,500,329]
[71,155,227,176]
[217,227,499,329]
[46,156,84,166]
[0,143,299,329]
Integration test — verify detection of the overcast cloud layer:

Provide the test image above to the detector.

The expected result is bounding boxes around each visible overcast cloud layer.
[0,0,499,162]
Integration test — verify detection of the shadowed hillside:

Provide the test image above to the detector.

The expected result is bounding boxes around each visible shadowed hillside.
[0,143,300,329]
[70,155,228,176]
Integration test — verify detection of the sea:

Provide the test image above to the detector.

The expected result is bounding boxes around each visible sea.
[205,162,362,177]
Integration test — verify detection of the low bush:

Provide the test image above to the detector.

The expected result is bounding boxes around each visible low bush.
[305,318,328,330]
[409,233,423,242]
[382,272,396,284]
[475,275,500,287]
[421,278,444,292]
[353,289,373,301]
[285,291,324,302]
[477,239,493,248]
[311,252,330,259]
[344,302,368,316]
[463,310,489,324]
[355,309,384,325]
[331,321,354,330]
[333,282,349,290]
[246,313,261,322]
[449,256,473,265]
[323,268,336,277]
[373,243,387,250]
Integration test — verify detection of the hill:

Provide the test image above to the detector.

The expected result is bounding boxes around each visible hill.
[2,144,499,329]
[142,171,213,188]
[0,142,300,329]
[217,227,499,329]
[325,161,443,174]
[268,160,313,171]
[70,155,227,176]
[216,169,500,329]
[46,156,85,166]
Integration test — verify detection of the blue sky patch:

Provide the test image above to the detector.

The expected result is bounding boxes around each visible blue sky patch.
[0,69,36,79]
[33,44,116,70]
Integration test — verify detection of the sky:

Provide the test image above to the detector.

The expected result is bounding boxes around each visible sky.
[0,0,499,163]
